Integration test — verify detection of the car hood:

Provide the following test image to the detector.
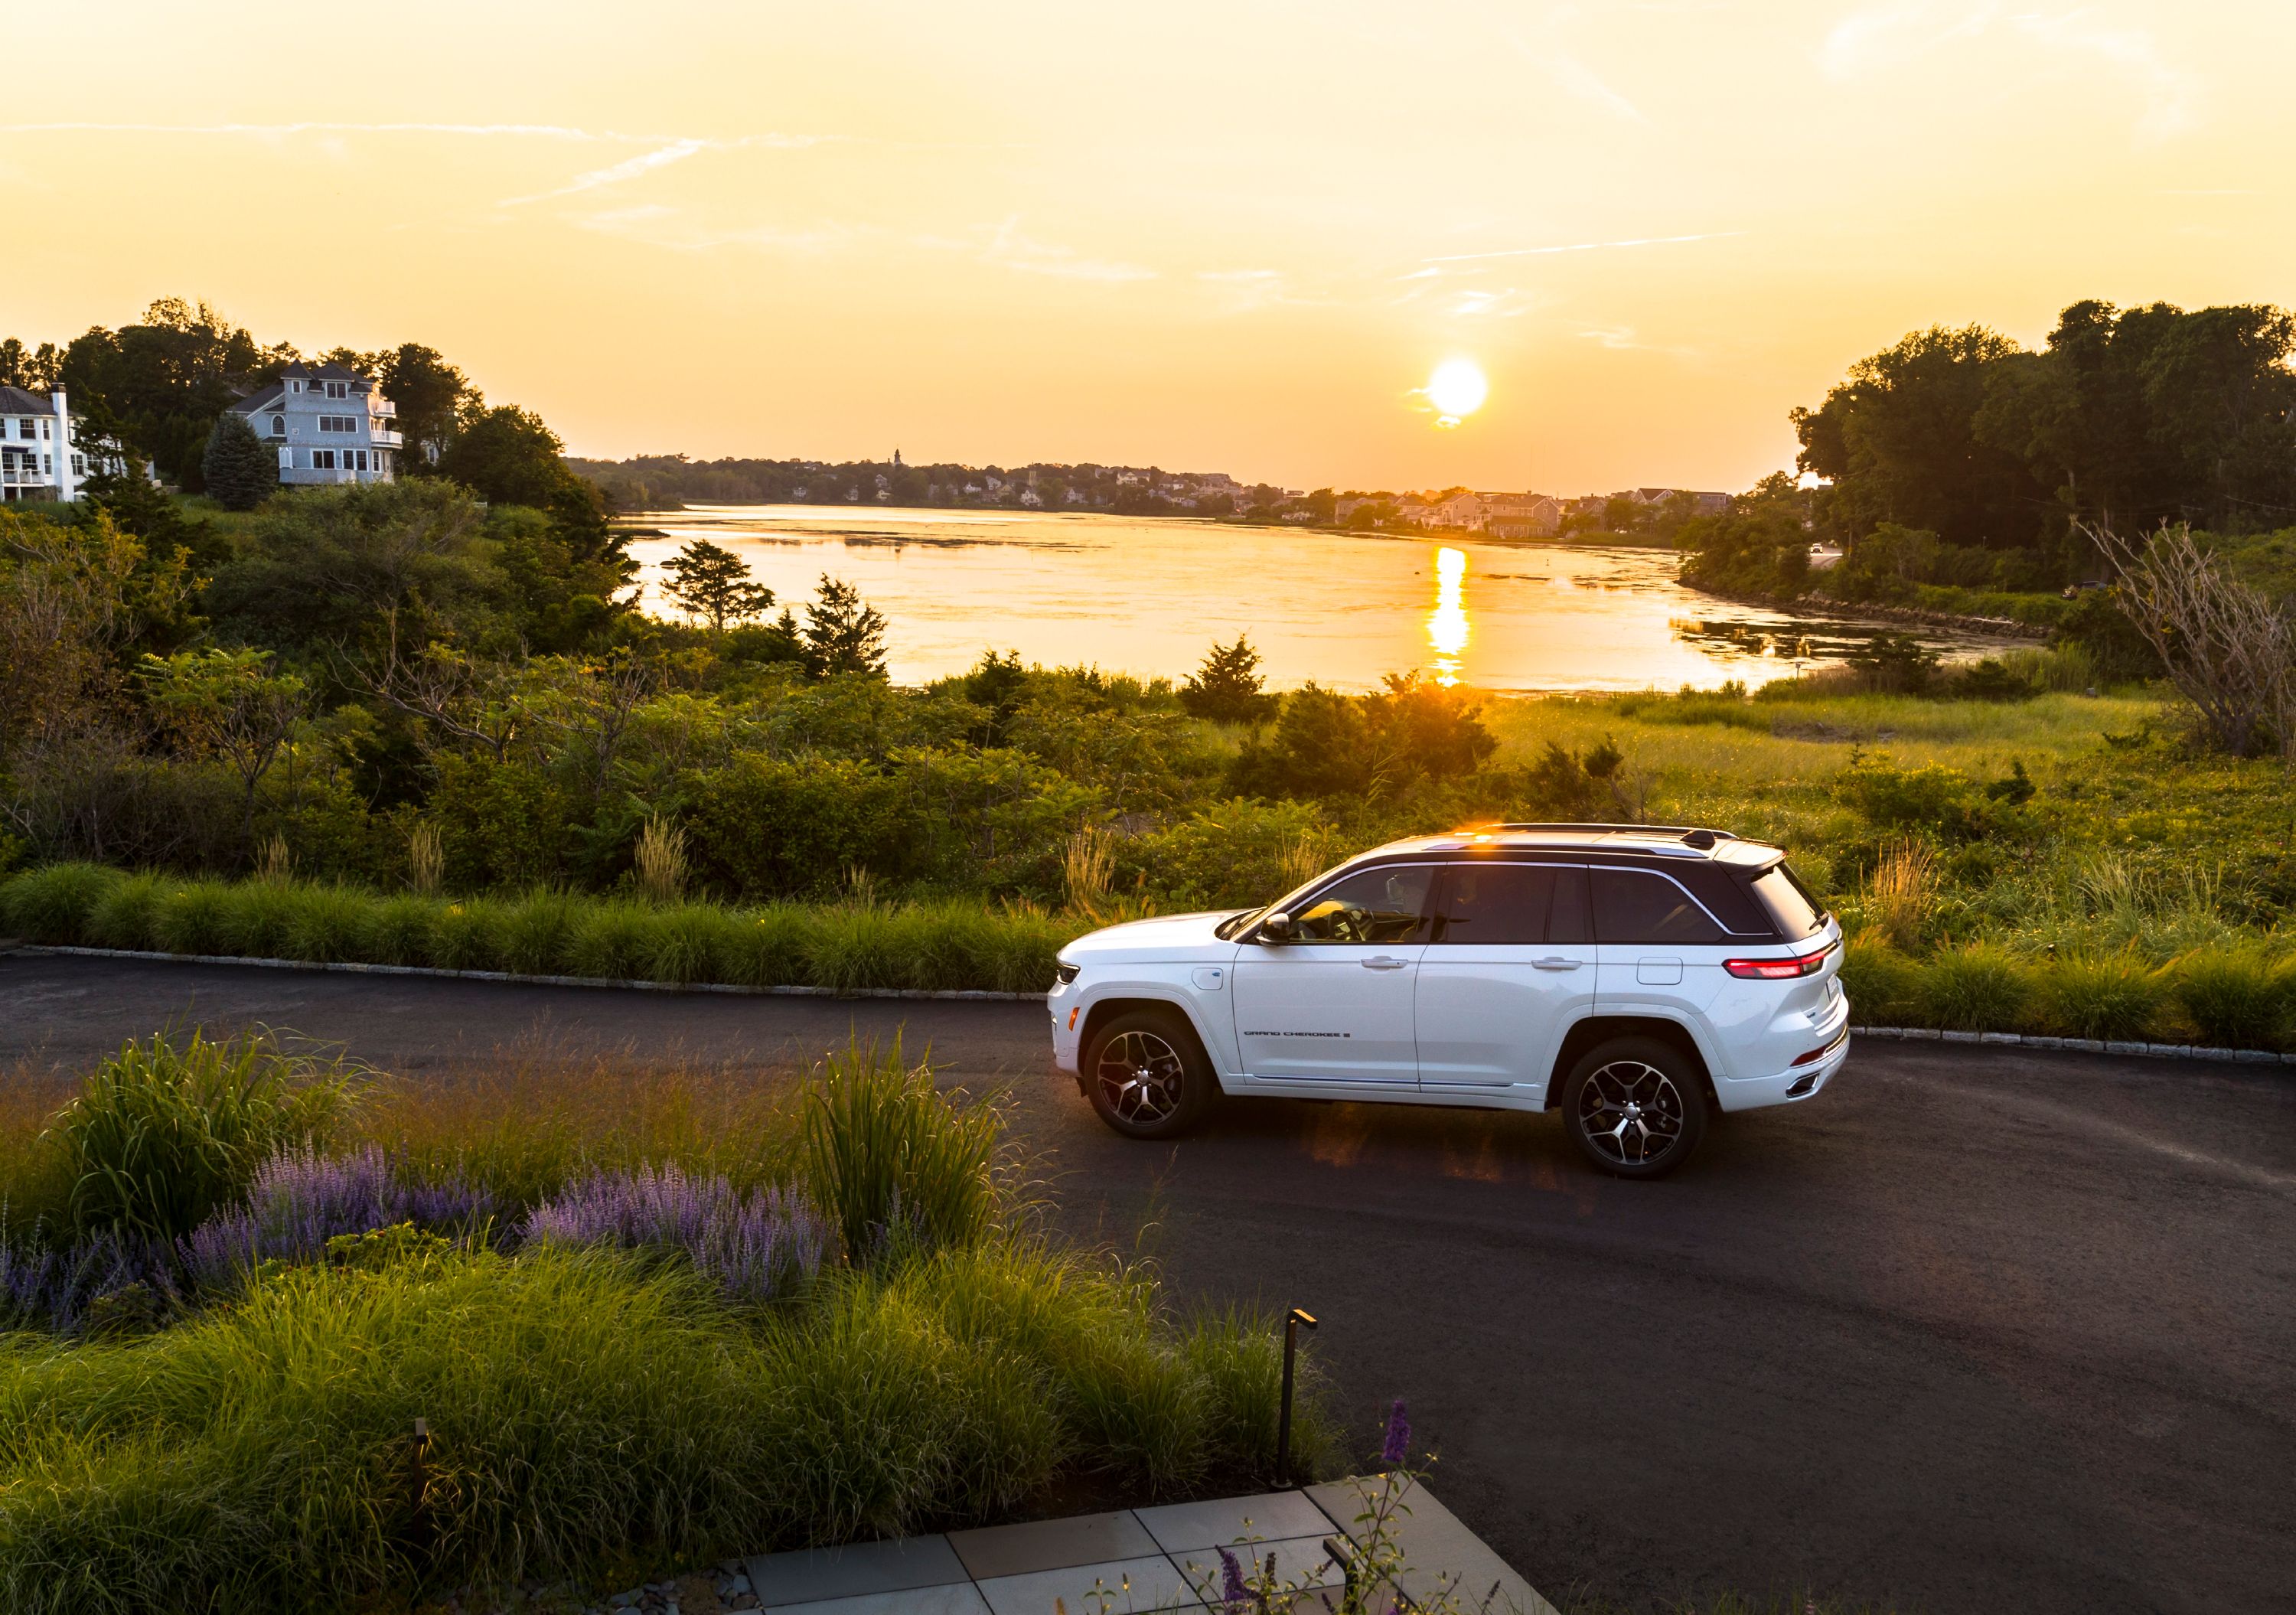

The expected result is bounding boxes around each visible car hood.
[1061,910,1243,964]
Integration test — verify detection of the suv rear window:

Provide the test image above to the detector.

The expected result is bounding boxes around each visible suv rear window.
[1749,862,1828,941]
[1590,869,1726,945]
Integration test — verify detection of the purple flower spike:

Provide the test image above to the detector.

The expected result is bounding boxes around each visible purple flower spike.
[1381,1397,1411,1467]
[1217,1547,1247,1609]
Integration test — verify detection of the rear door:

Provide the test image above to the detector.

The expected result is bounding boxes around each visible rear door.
[1590,865,1731,1024]
[1414,861,1596,1090]
[1231,863,1434,1085]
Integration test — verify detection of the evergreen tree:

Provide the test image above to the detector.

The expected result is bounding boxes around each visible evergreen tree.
[201,411,278,511]
[660,538,775,631]
[1180,635,1278,723]
[801,575,889,677]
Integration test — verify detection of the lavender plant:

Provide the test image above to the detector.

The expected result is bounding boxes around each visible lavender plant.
[521,1161,827,1303]
[183,1143,494,1289]
[0,1227,181,1335]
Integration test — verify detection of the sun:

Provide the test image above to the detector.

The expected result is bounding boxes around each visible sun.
[1424,358,1488,426]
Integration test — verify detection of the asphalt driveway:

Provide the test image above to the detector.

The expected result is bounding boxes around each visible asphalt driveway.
[4,953,2291,1614]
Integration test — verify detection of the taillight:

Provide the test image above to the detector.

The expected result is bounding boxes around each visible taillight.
[1724,939,1834,980]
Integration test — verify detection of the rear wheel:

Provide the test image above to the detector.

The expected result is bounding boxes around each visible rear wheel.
[1084,1007,1218,1140]
[1561,1036,1709,1179]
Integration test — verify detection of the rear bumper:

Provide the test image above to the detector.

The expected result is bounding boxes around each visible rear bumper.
[1717,1030,1848,1113]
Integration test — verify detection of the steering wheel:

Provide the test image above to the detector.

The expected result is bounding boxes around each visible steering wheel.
[1330,904,1371,944]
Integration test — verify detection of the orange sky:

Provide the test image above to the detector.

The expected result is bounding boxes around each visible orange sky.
[8,2,2292,493]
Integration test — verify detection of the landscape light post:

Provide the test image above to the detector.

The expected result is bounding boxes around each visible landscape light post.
[1277,1305,1317,1485]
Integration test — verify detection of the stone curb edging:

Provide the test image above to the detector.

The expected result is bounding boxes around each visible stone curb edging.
[7,945,1041,1002]
[1848,1023,2295,1066]
[7,946,2292,1064]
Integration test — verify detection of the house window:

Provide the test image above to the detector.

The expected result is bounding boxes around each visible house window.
[354,450,368,471]
[291,380,302,393]
[43,455,52,475]
[325,381,347,399]
[71,454,85,475]
[272,415,286,436]
[312,450,336,470]
[39,419,50,439]
[16,419,33,439]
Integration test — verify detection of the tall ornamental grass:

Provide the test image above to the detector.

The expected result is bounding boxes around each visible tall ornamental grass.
[2,865,1072,996]
[804,1039,1003,1262]
[44,1033,360,1241]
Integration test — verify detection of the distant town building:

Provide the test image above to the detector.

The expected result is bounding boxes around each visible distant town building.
[1620,487,1730,516]
[0,387,93,502]
[1482,492,1564,538]
[227,361,401,487]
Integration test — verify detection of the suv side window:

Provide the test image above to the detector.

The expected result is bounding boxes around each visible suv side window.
[1431,863,1554,944]
[1590,868,1726,945]
[1290,865,1434,945]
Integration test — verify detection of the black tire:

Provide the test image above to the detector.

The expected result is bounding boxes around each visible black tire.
[1561,1036,1709,1179]
[1084,1006,1220,1140]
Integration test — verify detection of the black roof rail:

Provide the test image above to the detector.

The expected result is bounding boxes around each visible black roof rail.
[1473,823,1737,842]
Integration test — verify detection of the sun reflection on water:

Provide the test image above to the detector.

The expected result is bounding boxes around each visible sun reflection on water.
[1427,546,1469,685]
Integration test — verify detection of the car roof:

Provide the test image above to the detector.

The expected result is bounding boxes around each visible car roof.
[1354,825,1783,866]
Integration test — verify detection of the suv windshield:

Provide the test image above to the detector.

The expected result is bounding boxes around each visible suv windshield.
[1749,861,1829,940]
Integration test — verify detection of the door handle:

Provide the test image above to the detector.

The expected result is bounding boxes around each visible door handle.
[1533,957,1584,971]
[1361,956,1411,971]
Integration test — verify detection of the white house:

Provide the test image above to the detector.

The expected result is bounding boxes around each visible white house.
[0,387,91,503]
[1482,492,1564,539]
[228,361,401,487]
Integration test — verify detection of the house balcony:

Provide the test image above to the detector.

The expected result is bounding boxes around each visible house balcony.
[370,428,403,449]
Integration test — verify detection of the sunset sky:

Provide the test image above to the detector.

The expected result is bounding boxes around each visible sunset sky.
[9,2,2291,494]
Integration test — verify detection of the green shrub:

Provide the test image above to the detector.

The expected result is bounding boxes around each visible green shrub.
[1,863,125,944]
[282,885,372,964]
[803,1039,1000,1263]
[2170,948,2294,1050]
[85,872,167,951]
[805,905,902,993]
[429,899,509,971]
[498,889,581,976]
[44,1031,358,1240]
[720,905,814,987]
[220,879,304,959]
[1919,943,2033,1033]
[1839,934,1926,1025]
[641,904,745,986]
[152,879,238,955]
[565,899,654,979]
[360,895,439,967]
[2043,953,2168,1042]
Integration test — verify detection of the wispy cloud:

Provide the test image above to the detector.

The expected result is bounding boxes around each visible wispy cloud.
[1424,230,1742,265]
[1819,5,2198,142]
[966,217,1156,283]
[500,139,714,205]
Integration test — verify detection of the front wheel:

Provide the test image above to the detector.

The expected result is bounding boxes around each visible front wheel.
[1084,1007,1218,1140]
[1561,1036,1709,1179]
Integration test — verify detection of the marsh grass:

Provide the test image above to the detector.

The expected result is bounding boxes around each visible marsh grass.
[152,877,236,955]
[0,860,117,943]
[84,872,165,951]
[1919,943,2034,1033]
[1861,838,1938,954]
[2171,946,2295,1050]
[498,889,581,976]
[2044,952,2170,1042]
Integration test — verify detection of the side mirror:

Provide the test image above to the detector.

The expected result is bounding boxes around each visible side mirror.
[1259,912,1293,943]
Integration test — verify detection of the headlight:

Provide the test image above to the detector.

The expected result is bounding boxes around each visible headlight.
[1055,962,1081,985]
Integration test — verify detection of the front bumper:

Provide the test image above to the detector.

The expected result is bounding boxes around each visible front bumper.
[1049,983,1081,1075]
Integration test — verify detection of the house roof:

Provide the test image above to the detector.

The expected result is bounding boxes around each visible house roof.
[0,386,57,413]
[232,383,287,414]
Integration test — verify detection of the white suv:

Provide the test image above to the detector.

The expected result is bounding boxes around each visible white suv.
[1049,824,1847,1177]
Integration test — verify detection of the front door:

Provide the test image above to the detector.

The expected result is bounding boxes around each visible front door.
[1231,863,1435,1085]
[1416,862,1597,1088]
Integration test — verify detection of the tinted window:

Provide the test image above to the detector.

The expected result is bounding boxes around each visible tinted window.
[1590,869,1726,945]
[1432,863,1554,944]
[1289,864,1433,945]
[1750,862,1828,941]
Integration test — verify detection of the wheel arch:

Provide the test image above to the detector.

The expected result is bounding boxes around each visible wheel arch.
[1544,1014,1718,1111]
[1078,992,1219,1074]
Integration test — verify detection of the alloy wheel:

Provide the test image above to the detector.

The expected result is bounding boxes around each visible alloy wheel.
[1577,1059,1687,1167]
[1097,1029,1187,1125]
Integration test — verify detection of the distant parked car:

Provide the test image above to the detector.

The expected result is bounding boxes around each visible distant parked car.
[1049,824,1847,1177]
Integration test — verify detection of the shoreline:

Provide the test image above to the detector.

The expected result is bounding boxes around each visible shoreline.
[1680,583,2056,641]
